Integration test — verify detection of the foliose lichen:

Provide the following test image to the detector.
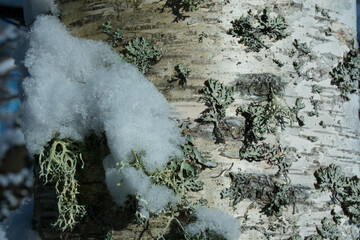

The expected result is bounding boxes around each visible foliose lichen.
[221,172,293,217]
[293,39,311,56]
[198,79,235,143]
[315,4,331,19]
[120,36,162,74]
[229,8,289,52]
[236,89,300,145]
[314,164,360,224]
[168,64,191,86]
[101,20,124,47]
[308,96,320,117]
[330,49,360,101]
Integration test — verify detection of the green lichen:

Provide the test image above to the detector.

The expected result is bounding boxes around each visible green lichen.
[229,8,289,52]
[236,90,299,144]
[221,172,293,216]
[102,228,114,240]
[325,27,333,36]
[307,136,319,143]
[239,143,293,177]
[293,39,311,56]
[314,164,360,224]
[199,79,235,127]
[315,4,331,19]
[101,20,124,47]
[198,79,235,143]
[39,137,86,231]
[317,217,342,240]
[181,0,204,12]
[168,64,191,86]
[293,97,306,126]
[312,85,323,94]
[262,182,290,217]
[120,36,162,74]
[330,49,360,101]
[273,58,284,68]
[198,32,208,43]
[308,96,320,117]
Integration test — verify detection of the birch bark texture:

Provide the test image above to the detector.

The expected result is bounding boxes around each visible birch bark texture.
[33,0,360,239]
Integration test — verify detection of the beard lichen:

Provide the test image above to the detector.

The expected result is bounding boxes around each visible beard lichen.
[39,136,86,231]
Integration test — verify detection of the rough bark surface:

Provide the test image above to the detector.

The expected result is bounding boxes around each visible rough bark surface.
[33,0,360,239]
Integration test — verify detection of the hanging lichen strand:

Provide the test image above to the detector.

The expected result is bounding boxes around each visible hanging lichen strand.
[38,137,86,231]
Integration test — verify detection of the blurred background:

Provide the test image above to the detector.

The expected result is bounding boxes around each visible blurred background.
[0,0,33,223]
[0,0,358,224]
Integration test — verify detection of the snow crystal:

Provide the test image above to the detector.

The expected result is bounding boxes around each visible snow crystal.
[185,206,240,240]
[15,15,184,172]
[0,197,40,240]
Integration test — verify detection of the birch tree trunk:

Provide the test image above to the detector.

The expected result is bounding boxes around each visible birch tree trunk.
[33,0,360,239]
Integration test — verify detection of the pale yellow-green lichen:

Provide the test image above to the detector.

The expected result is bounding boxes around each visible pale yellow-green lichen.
[39,137,86,231]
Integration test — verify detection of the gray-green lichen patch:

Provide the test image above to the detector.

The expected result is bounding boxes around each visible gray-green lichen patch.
[228,7,290,52]
[308,96,321,117]
[198,79,235,143]
[236,90,302,145]
[168,64,191,87]
[101,20,124,47]
[120,36,162,74]
[221,172,305,217]
[293,39,311,56]
[314,164,360,224]
[312,85,323,94]
[330,48,360,101]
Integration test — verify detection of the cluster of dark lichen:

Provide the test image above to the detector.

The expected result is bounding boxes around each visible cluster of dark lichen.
[293,39,311,56]
[181,0,204,12]
[314,164,360,224]
[101,20,123,47]
[120,36,163,74]
[198,79,236,143]
[198,32,208,43]
[312,85,323,94]
[168,64,191,86]
[262,182,290,217]
[330,49,360,100]
[221,172,293,216]
[229,8,289,52]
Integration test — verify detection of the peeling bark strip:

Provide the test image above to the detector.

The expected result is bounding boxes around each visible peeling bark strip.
[32,0,360,239]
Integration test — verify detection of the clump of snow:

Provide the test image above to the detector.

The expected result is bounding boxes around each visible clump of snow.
[185,206,240,240]
[104,156,178,217]
[0,197,40,240]
[15,15,184,172]
[23,0,58,26]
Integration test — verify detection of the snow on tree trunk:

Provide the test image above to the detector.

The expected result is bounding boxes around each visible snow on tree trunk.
[32,0,360,239]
